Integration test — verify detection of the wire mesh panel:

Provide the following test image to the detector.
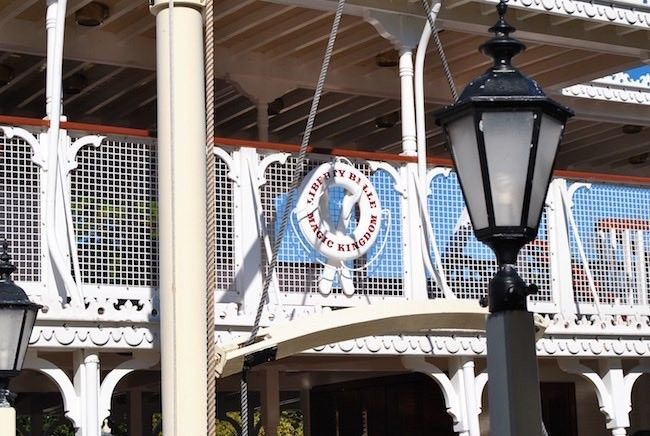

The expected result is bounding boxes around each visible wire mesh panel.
[427,171,552,304]
[213,153,236,292]
[0,132,41,282]
[259,152,404,302]
[569,182,650,308]
[71,136,158,287]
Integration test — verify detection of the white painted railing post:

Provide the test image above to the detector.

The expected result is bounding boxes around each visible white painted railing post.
[546,179,576,315]
[236,147,265,314]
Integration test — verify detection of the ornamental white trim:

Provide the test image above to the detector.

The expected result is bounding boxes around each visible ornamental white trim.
[29,325,157,349]
[487,0,650,29]
[562,72,650,106]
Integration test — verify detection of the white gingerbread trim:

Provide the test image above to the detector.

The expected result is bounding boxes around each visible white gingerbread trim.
[490,0,650,29]
[24,352,82,428]
[30,325,157,349]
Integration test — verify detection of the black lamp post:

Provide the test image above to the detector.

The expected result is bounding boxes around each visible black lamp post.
[0,240,42,407]
[435,0,573,312]
[434,1,573,435]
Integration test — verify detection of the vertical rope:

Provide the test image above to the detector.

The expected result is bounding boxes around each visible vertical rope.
[421,0,458,101]
[203,0,217,434]
[240,1,347,435]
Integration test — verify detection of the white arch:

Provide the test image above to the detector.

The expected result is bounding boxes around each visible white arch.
[23,352,81,428]
[98,352,159,424]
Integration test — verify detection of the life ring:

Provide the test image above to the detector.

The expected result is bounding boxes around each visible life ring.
[295,161,382,261]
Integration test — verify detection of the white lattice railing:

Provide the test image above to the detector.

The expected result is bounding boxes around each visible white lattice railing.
[1,120,649,323]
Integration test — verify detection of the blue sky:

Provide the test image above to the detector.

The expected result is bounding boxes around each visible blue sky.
[627,65,650,80]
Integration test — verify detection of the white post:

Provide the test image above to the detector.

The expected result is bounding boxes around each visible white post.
[399,49,417,157]
[486,311,543,436]
[600,359,629,436]
[150,1,208,435]
[460,358,481,436]
[547,179,576,315]
[0,407,15,436]
[74,351,101,436]
[261,368,280,436]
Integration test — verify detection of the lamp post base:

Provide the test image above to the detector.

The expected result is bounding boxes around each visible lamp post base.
[487,310,543,436]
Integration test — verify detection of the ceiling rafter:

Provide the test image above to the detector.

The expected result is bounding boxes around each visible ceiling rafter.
[66,0,96,17]
[266,18,364,57]
[0,0,40,27]
[17,62,92,108]
[85,72,156,115]
[98,0,145,29]
[64,67,127,105]
[229,10,331,53]
[214,0,257,21]
[0,59,44,97]
[215,4,297,44]
[115,16,156,42]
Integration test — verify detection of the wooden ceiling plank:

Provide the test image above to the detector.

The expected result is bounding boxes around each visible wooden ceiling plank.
[270,92,354,132]
[115,16,155,41]
[293,24,378,62]
[64,67,126,105]
[214,5,296,44]
[0,0,40,26]
[0,59,44,97]
[265,18,362,58]
[85,72,156,115]
[66,0,96,17]
[327,38,392,69]
[18,61,91,108]
[230,10,331,53]
[99,0,144,28]
[312,100,399,144]
[214,0,257,21]
[215,97,256,127]
[279,96,385,140]
[557,129,650,167]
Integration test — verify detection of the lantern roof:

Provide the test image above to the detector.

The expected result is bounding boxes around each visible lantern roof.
[435,0,573,124]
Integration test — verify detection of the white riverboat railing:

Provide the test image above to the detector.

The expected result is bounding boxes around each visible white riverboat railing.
[1,121,649,323]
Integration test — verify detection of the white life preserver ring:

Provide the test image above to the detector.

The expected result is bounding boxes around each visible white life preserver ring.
[295,161,382,261]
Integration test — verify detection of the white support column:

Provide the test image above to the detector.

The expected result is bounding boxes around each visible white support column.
[450,357,481,436]
[486,311,543,436]
[73,351,101,436]
[261,368,280,436]
[600,359,630,436]
[150,1,207,435]
[399,49,417,157]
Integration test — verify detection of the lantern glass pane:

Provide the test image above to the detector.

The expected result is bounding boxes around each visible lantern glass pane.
[482,111,535,227]
[14,308,37,371]
[0,308,24,371]
[447,114,489,230]
[527,114,563,228]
